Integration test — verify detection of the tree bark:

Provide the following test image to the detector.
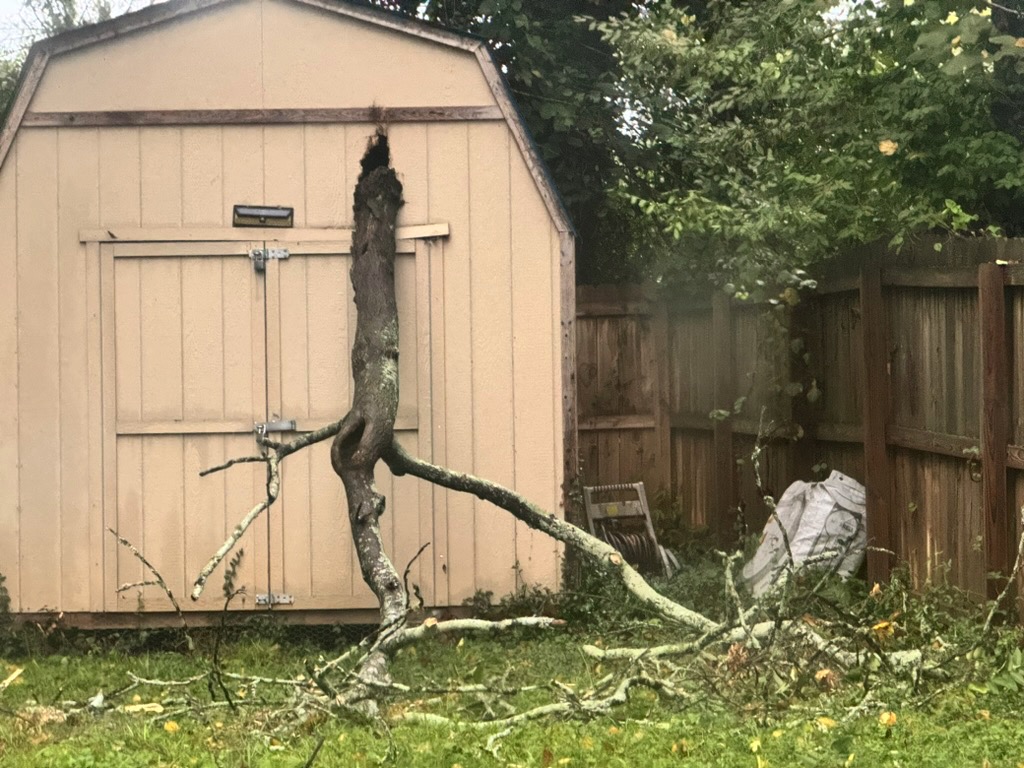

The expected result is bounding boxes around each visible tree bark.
[331,131,407,636]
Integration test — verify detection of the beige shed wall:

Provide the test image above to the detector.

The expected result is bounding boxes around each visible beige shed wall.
[30,0,495,113]
[2,118,564,613]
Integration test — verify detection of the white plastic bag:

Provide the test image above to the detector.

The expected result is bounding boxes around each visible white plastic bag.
[742,470,867,597]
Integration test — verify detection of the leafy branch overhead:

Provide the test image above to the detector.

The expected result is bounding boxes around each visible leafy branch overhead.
[592,0,1024,290]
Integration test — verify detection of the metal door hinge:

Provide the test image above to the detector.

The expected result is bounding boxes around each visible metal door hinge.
[255,593,294,606]
[249,247,289,272]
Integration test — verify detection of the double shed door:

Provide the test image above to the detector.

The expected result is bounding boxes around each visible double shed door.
[102,238,428,613]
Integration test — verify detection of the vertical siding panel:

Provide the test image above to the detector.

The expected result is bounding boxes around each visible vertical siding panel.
[510,152,558,588]
[281,445,314,600]
[183,435,226,611]
[276,253,313,600]
[222,127,268,598]
[222,253,261,422]
[390,430,421,596]
[468,123,515,597]
[414,240,436,603]
[113,261,142,422]
[100,128,141,608]
[224,432,262,608]
[139,259,183,420]
[264,126,306,226]
[391,252,423,589]
[304,125,348,228]
[0,154,19,610]
[389,124,429,225]
[181,256,227,606]
[264,126,305,592]
[16,130,61,611]
[143,436,186,605]
[302,252,351,598]
[223,127,265,224]
[87,242,104,611]
[304,255,350,418]
[264,257,285,594]
[428,239,449,604]
[140,128,182,227]
[182,127,224,225]
[114,436,144,608]
[182,256,225,420]
[223,257,265,602]
[309,440,347,597]
[427,123,474,602]
[99,128,142,227]
[277,256,311,423]
[58,128,100,611]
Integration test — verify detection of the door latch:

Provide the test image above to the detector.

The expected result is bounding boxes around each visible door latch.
[249,247,289,272]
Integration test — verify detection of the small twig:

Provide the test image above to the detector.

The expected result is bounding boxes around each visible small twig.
[984,0,1024,17]
[116,580,161,593]
[402,542,430,612]
[199,454,269,477]
[301,736,326,768]
[983,507,1024,635]
[719,551,758,648]
[108,529,192,645]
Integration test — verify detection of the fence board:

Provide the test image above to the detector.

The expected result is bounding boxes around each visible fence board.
[577,239,1024,598]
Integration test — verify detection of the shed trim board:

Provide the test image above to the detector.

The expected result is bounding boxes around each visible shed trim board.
[0,0,574,236]
[22,106,506,127]
[80,223,450,244]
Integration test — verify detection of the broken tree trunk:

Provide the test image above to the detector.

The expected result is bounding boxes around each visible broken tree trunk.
[331,131,407,635]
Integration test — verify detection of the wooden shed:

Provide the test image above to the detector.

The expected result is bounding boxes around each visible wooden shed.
[0,0,576,625]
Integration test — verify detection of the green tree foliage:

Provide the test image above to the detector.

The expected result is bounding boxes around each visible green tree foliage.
[371,0,653,282]
[0,57,18,119]
[594,0,1024,290]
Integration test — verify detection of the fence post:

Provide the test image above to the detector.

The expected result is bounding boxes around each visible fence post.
[979,262,1012,599]
[652,299,673,497]
[860,262,893,582]
[712,292,736,545]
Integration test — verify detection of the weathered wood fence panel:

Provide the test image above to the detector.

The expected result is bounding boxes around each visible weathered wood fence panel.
[576,238,1024,596]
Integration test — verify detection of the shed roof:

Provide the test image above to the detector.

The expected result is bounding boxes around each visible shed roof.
[0,0,573,236]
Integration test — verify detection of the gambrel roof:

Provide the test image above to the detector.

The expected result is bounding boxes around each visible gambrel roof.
[0,0,572,235]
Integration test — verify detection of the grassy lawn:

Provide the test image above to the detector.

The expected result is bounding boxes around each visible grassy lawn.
[2,626,1024,767]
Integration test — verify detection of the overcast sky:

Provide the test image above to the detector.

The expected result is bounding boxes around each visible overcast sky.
[0,0,143,56]
[0,0,30,54]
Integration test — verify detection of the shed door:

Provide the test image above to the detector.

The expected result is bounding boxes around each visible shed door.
[262,240,430,611]
[102,242,268,612]
[102,239,432,613]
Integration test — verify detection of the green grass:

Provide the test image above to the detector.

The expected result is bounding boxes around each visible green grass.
[3,629,1024,767]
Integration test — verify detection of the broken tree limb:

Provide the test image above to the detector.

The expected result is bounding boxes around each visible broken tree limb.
[383,440,718,634]
[192,420,343,600]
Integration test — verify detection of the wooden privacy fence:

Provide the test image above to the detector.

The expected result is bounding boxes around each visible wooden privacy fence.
[576,238,1024,595]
